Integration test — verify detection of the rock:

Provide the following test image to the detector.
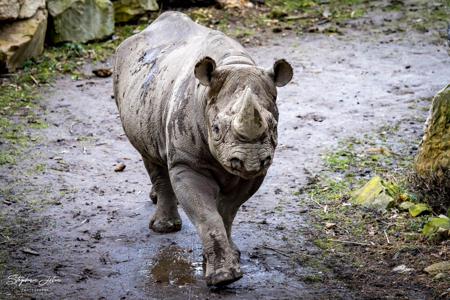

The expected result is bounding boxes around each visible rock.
[47,0,114,44]
[93,68,112,77]
[113,0,158,23]
[351,176,395,210]
[114,162,126,172]
[398,201,414,211]
[415,84,450,177]
[325,222,336,229]
[424,261,450,275]
[408,203,432,217]
[217,0,252,8]
[0,9,47,72]
[19,0,46,19]
[433,272,447,280]
[392,265,414,273]
[0,0,20,21]
[422,215,450,239]
[0,0,45,21]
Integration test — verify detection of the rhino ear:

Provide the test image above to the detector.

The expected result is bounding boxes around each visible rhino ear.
[194,56,216,86]
[270,59,293,87]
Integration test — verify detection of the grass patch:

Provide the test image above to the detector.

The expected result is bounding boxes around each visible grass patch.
[299,121,449,296]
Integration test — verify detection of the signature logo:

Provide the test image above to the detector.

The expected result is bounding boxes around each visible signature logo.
[5,274,62,287]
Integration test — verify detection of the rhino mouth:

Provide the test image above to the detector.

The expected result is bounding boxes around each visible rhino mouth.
[225,165,267,180]
[222,155,271,179]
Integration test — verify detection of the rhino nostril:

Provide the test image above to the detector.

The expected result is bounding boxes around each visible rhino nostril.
[230,157,243,170]
[260,156,272,168]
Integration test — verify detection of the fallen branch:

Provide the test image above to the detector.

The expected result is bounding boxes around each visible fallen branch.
[262,245,291,257]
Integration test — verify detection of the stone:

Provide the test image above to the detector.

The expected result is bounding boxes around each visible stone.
[392,265,414,273]
[47,0,114,44]
[0,0,19,21]
[422,216,450,238]
[424,261,450,275]
[0,0,46,21]
[19,0,46,19]
[351,176,395,210]
[113,0,158,23]
[415,84,450,177]
[398,201,415,211]
[408,203,431,217]
[0,9,47,72]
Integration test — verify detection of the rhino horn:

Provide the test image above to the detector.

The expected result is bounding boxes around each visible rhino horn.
[232,88,268,141]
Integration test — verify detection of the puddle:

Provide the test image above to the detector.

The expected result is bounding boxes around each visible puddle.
[149,245,197,285]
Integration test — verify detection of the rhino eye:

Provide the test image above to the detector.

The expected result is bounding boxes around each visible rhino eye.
[212,124,220,134]
[212,124,221,141]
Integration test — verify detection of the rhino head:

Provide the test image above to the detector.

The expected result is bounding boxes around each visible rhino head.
[195,57,293,179]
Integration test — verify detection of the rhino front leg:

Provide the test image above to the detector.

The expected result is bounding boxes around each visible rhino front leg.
[170,166,243,286]
[143,158,181,233]
[221,208,241,260]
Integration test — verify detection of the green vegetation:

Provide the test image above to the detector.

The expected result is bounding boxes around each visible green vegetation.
[0,24,145,166]
[297,119,449,292]
[304,124,444,244]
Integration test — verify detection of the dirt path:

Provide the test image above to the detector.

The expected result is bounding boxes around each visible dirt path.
[1,24,450,299]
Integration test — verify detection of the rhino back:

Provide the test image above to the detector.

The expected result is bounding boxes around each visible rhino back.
[114,11,254,167]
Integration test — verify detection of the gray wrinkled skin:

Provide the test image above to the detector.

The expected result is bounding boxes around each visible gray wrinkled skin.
[114,11,292,286]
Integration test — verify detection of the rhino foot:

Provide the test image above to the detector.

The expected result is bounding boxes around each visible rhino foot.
[206,266,243,287]
[229,239,241,261]
[149,214,182,233]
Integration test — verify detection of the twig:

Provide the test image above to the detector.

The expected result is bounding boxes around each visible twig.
[328,239,371,246]
[0,233,10,241]
[30,75,39,85]
[384,230,390,244]
[310,196,324,208]
[72,218,88,229]
[262,245,291,257]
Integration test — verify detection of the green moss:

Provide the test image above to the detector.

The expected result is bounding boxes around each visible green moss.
[34,163,46,173]
[0,152,16,165]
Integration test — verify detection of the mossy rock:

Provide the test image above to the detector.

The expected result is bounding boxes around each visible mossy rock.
[422,216,450,239]
[424,261,450,275]
[351,176,395,210]
[415,84,450,177]
[0,9,47,72]
[113,0,158,23]
[408,203,431,217]
[48,0,114,44]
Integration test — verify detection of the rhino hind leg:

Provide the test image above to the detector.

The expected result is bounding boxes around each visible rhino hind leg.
[143,158,182,233]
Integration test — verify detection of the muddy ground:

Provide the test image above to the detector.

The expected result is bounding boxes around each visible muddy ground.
[1,5,450,300]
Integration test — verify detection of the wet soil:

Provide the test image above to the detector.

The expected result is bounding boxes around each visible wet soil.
[1,10,450,300]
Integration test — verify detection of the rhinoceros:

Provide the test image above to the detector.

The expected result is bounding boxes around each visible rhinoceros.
[113,11,293,286]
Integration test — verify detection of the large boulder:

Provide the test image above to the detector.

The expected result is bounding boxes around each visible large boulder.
[415,85,450,176]
[47,0,114,44]
[0,0,46,21]
[113,0,158,23]
[0,0,20,21]
[19,0,46,19]
[0,9,47,72]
